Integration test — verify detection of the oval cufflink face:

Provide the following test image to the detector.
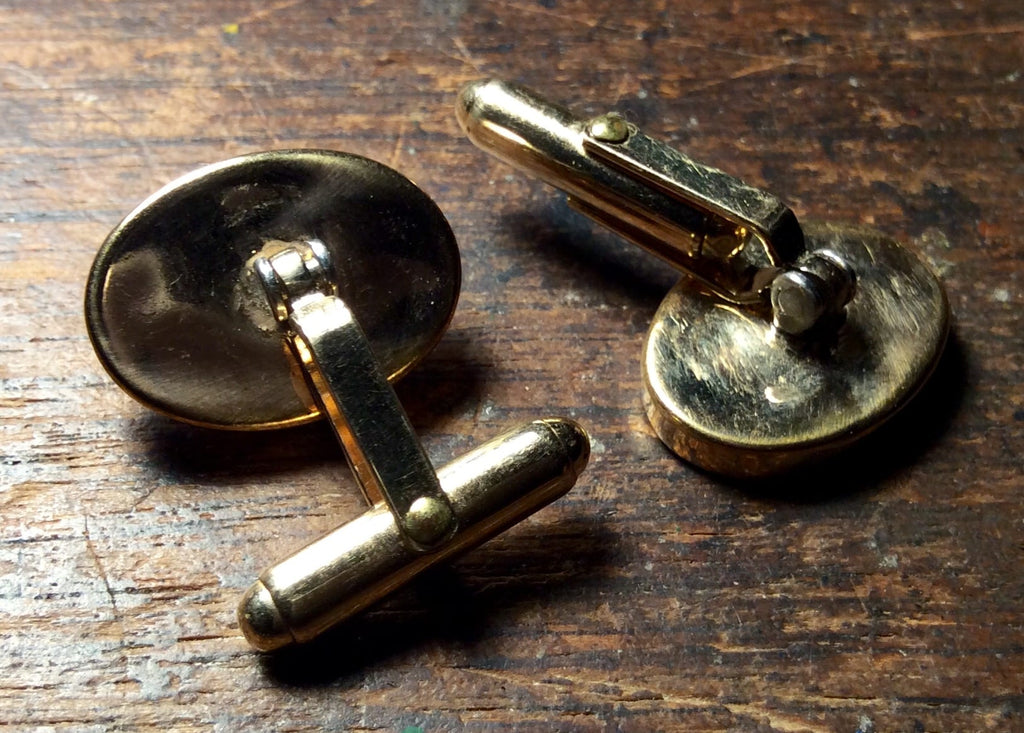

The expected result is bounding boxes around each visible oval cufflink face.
[643,222,949,477]
[86,150,460,429]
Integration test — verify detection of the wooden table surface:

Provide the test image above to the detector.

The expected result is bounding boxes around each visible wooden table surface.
[1,1,1021,730]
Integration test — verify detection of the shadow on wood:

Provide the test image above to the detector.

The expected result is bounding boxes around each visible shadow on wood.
[501,199,967,504]
[715,329,969,503]
[125,337,488,481]
[500,200,680,312]
[257,519,617,687]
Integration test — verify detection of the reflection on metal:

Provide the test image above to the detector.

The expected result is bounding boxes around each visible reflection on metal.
[86,151,462,430]
[458,80,949,476]
[86,150,591,651]
[240,418,589,650]
[253,240,457,549]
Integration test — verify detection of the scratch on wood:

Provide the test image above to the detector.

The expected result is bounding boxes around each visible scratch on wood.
[451,36,483,73]
[906,24,1024,41]
[83,515,120,626]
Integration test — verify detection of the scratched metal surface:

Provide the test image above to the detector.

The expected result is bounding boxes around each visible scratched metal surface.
[0,1,1021,730]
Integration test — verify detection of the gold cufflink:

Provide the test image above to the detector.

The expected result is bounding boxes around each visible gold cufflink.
[458,80,949,477]
[85,150,590,650]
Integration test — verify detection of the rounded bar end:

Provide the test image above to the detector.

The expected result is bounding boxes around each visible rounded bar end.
[238,580,294,652]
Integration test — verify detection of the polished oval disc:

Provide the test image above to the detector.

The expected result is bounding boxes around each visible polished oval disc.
[643,221,949,477]
[86,150,461,430]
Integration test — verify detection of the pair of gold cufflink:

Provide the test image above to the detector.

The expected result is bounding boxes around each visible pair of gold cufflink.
[85,80,949,651]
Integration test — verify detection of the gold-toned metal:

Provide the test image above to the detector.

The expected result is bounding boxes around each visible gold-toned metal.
[238,240,588,648]
[456,79,805,306]
[644,222,947,476]
[587,113,630,144]
[86,149,592,650]
[457,79,949,476]
[85,150,461,430]
[253,240,456,548]
[239,418,590,651]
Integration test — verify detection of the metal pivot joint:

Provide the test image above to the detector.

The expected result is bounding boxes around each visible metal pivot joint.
[458,80,949,477]
[85,150,591,652]
[583,111,857,335]
[253,240,457,551]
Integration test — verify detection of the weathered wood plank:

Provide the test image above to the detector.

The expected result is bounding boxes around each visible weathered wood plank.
[0,0,1021,730]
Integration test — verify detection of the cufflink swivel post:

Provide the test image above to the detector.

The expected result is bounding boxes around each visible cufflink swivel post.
[86,150,590,651]
[458,80,948,477]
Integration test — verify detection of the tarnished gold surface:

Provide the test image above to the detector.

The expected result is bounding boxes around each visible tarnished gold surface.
[238,418,590,651]
[457,79,950,475]
[643,222,949,477]
[85,150,460,429]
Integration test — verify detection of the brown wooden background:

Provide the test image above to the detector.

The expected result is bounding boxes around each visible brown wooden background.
[1,1,1021,730]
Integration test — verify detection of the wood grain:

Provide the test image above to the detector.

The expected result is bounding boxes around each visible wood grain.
[1,0,1021,730]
